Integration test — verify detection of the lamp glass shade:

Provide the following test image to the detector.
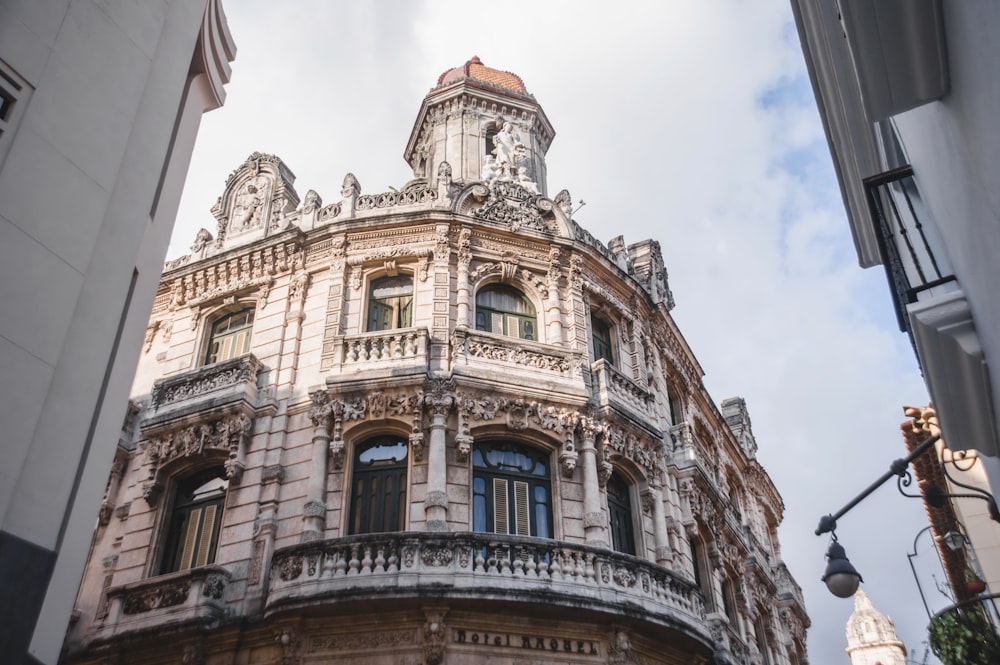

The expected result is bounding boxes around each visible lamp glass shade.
[822,541,863,598]
[942,530,965,552]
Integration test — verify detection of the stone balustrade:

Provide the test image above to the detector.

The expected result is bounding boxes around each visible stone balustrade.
[95,566,231,639]
[333,327,429,372]
[591,359,652,417]
[266,532,706,634]
[452,328,578,378]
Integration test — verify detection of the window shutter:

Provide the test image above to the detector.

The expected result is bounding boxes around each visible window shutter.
[493,478,509,534]
[513,481,530,536]
[194,504,218,567]
[178,508,201,570]
[506,315,520,338]
[491,313,504,335]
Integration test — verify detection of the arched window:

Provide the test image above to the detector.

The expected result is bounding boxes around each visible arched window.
[475,285,536,340]
[367,275,413,331]
[161,469,228,573]
[607,474,636,555]
[473,442,551,538]
[349,437,408,534]
[591,314,614,364]
[205,308,254,364]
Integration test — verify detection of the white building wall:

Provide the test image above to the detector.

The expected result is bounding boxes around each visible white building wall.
[0,2,235,662]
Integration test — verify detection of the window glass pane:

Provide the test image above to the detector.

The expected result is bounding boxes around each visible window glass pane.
[472,442,552,539]
[592,315,613,363]
[367,276,414,331]
[205,308,254,364]
[475,285,537,339]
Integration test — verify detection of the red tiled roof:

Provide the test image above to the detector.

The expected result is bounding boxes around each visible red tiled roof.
[436,56,527,93]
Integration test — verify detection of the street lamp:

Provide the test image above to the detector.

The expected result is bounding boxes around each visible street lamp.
[822,536,863,598]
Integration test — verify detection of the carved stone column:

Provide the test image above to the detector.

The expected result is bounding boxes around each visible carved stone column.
[545,246,564,344]
[456,227,472,328]
[646,474,671,565]
[303,389,333,541]
[580,418,607,544]
[423,384,454,532]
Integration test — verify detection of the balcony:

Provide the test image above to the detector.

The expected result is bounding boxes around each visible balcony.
[451,328,584,394]
[145,354,264,428]
[326,327,430,377]
[94,566,231,640]
[266,532,707,639]
[591,359,652,420]
[865,166,956,339]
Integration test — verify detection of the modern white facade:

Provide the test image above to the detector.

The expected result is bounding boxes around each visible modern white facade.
[791,0,1000,591]
[62,58,809,665]
[0,2,236,663]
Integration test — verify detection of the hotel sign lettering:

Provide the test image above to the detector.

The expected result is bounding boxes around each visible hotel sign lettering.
[453,629,600,656]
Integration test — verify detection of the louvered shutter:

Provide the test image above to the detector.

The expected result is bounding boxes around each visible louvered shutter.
[194,504,218,567]
[513,481,530,536]
[493,478,509,534]
[178,508,201,570]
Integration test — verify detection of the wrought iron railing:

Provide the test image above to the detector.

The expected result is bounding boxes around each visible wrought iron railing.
[865,166,956,335]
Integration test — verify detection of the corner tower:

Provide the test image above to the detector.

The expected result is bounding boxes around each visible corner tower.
[846,589,907,665]
[405,56,555,196]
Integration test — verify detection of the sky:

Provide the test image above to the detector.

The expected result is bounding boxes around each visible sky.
[171,2,942,662]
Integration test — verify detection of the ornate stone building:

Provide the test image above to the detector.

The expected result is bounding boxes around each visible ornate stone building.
[63,58,808,665]
[845,589,907,665]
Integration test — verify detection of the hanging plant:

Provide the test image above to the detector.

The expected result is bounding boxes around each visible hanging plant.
[927,605,1000,665]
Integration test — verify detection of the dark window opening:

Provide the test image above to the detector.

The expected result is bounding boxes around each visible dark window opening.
[349,437,408,534]
[607,474,636,555]
[161,469,228,573]
[591,314,614,364]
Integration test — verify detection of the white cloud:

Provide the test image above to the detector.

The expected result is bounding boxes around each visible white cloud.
[171,2,938,661]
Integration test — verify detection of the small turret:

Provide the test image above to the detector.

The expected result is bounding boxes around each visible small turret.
[404,56,555,196]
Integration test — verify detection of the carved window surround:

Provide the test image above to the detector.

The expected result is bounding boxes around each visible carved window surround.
[139,356,264,502]
[95,565,230,640]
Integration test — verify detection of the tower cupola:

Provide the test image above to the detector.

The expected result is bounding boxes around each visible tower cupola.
[404,56,555,196]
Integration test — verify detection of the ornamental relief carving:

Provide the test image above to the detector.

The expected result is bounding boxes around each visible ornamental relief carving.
[141,413,254,504]
[166,242,303,328]
[472,180,559,235]
[150,355,262,409]
[121,580,190,615]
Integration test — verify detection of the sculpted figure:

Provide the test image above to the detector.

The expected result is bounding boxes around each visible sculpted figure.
[491,122,527,177]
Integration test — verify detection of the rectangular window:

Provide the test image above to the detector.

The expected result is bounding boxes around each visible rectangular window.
[0,59,31,168]
[591,315,614,364]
